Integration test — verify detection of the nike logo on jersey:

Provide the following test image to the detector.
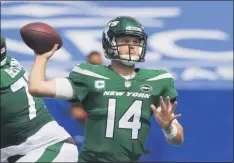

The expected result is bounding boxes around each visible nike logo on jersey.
[103,91,151,98]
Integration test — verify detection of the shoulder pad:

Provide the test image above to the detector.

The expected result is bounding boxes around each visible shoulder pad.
[71,63,110,80]
[142,68,173,81]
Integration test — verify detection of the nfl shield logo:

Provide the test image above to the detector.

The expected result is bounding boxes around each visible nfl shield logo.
[125,81,131,88]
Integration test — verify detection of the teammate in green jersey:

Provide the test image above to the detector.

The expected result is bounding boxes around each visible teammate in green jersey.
[28,16,184,162]
[0,35,78,163]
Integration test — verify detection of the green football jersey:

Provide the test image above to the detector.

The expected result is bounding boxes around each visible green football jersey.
[68,63,178,162]
[0,56,54,149]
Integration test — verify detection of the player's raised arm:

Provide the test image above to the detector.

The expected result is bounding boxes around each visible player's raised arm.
[19,22,74,99]
[29,45,53,97]
[28,44,57,97]
[28,44,74,100]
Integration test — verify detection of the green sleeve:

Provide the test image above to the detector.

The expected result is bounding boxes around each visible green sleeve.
[67,64,89,103]
[162,77,178,101]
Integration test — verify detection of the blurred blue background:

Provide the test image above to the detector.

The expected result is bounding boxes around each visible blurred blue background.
[1,1,233,162]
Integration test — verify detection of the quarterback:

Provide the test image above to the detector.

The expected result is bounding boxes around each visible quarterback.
[0,35,78,163]
[28,16,184,162]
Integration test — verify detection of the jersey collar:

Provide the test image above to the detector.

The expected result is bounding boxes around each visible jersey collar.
[107,65,141,80]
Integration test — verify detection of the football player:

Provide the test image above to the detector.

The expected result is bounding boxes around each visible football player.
[0,35,78,163]
[28,16,184,162]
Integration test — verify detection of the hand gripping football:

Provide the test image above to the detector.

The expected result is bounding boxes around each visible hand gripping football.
[20,22,62,54]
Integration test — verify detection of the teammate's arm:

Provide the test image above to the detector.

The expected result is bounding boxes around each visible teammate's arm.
[28,44,75,100]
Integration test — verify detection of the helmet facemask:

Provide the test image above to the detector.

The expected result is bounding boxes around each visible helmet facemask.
[103,30,147,66]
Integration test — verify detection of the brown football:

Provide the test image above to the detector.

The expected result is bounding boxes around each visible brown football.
[20,22,62,54]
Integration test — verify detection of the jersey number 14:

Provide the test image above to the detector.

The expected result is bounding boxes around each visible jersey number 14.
[106,98,142,139]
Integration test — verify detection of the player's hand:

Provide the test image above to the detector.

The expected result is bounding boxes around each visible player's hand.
[151,96,181,131]
[34,44,58,61]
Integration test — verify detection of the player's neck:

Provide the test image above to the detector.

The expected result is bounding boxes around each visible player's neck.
[111,60,135,76]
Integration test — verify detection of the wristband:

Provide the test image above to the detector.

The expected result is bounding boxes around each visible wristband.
[163,124,177,139]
